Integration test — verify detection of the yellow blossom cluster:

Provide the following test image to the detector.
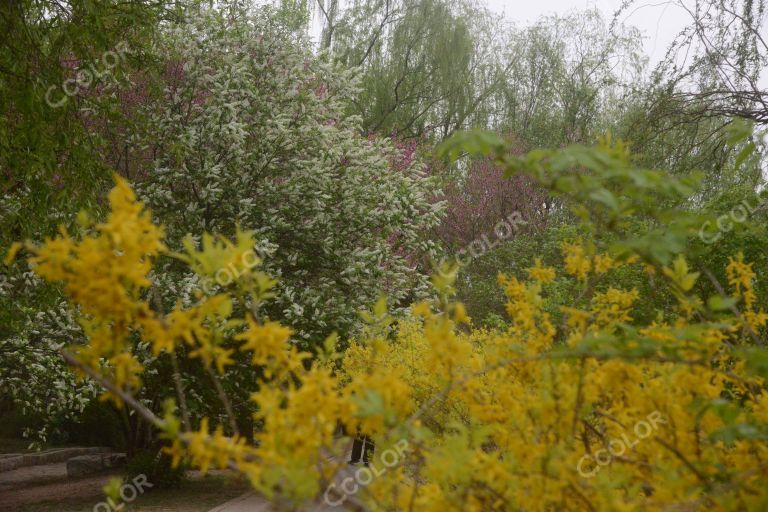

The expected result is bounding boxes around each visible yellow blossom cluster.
[25,176,165,392]
[341,248,768,511]
[561,241,630,282]
[727,253,768,331]
[15,177,768,511]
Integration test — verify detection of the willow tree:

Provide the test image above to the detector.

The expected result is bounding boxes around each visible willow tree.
[486,9,644,148]
[277,0,516,140]
[617,0,767,193]
[644,0,767,125]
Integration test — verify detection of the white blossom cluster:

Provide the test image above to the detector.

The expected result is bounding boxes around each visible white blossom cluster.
[130,10,444,345]
[0,288,100,445]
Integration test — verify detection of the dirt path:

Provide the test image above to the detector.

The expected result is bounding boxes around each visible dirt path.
[0,471,249,512]
[0,472,117,511]
[0,461,69,491]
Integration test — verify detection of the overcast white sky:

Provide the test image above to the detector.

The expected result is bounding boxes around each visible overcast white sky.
[484,0,768,87]
[482,0,692,65]
[301,0,767,86]
[302,0,693,66]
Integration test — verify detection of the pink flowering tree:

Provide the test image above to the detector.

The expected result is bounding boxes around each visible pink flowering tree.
[436,141,549,251]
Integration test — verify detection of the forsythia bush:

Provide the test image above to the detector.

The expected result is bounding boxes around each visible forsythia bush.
[9,135,768,511]
[344,256,768,510]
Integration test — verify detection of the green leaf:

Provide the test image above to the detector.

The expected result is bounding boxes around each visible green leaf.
[438,129,505,161]
[735,142,756,169]
[725,118,754,145]
[707,295,737,311]
[739,347,768,381]
[588,189,620,212]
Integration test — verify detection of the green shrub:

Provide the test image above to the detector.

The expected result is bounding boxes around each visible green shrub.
[60,402,125,450]
[124,449,186,489]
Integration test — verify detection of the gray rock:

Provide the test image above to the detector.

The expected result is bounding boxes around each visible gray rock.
[105,453,127,469]
[66,452,126,478]
[0,446,110,473]
[0,455,23,473]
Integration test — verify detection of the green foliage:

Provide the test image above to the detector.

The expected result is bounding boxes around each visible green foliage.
[0,0,187,446]
[0,0,176,247]
[441,124,768,339]
[2,0,767,480]
[288,2,644,143]
[125,8,443,347]
[444,130,704,265]
[59,402,126,451]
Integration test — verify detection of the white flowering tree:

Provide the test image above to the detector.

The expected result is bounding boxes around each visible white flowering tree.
[1,5,443,447]
[0,271,100,446]
[118,8,444,346]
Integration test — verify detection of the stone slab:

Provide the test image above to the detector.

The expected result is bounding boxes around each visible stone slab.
[0,446,110,473]
[66,453,126,478]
